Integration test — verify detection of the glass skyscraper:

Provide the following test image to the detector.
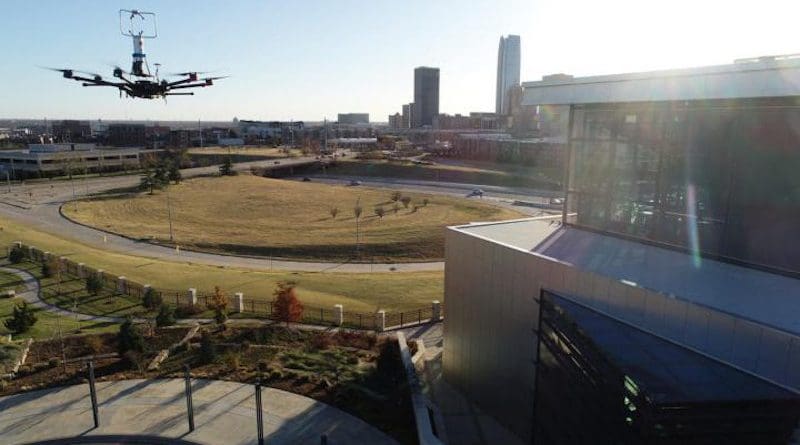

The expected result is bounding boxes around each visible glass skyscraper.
[496,34,521,115]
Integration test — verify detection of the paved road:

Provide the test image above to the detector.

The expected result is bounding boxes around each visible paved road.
[0,379,398,445]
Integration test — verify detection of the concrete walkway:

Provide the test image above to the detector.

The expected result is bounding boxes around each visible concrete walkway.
[0,379,398,445]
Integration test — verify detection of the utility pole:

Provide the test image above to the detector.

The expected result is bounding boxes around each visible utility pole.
[4,170,10,193]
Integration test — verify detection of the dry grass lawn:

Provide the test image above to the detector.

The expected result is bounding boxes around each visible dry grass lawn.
[0,216,443,312]
[63,175,522,261]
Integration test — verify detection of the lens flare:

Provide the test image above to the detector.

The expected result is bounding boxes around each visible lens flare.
[686,184,701,268]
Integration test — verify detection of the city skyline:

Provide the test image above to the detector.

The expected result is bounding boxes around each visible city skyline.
[3,0,800,121]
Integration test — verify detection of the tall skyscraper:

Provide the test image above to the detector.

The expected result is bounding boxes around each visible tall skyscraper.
[496,35,521,115]
[413,67,439,127]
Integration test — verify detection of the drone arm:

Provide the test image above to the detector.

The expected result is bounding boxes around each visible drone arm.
[167,83,209,90]
[164,92,195,96]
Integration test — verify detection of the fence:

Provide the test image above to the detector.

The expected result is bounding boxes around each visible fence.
[10,242,443,331]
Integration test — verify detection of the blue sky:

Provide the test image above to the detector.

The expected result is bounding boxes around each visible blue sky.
[2,0,800,121]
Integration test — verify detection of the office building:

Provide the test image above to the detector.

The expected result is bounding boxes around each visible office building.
[413,67,440,127]
[388,113,402,129]
[444,57,800,444]
[496,35,521,115]
[337,113,369,125]
[0,144,148,178]
[107,124,146,147]
[401,103,414,129]
[51,120,92,142]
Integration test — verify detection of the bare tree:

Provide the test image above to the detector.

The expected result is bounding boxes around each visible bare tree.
[374,206,385,219]
[330,207,339,219]
[401,196,412,209]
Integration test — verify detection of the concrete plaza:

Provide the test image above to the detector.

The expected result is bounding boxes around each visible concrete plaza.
[0,379,398,445]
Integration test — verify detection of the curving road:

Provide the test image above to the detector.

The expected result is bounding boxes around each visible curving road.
[0,156,556,273]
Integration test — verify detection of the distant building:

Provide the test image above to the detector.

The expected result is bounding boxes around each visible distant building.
[329,137,378,151]
[238,120,304,143]
[414,67,440,127]
[496,35,521,115]
[388,113,402,129]
[337,113,369,125]
[402,103,415,129]
[51,120,92,142]
[107,124,146,147]
[168,130,191,148]
[433,113,472,130]
[0,145,149,178]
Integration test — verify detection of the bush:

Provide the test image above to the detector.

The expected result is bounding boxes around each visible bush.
[309,332,333,350]
[400,196,412,209]
[422,198,429,207]
[48,358,60,368]
[32,362,49,372]
[85,335,104,354]
[41,261,52,278]
[223,350,241,370]
[142,287,163,310]
[3,301,37,334]
[155,304,175,327]
[374,206,385,219]
[390,191,402,202]
[175,304,204,318]
[117,317,144,355]
[8,247,24,264]
[86,274,103,296]
[199,333,217,364]
[124,350,146,373]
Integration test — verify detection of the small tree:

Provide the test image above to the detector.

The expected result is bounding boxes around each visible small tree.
[142,287,163,310]
[390,191,402,202]
[219,157,234,176]
[273,281,303,326]
[393,202,400,214]
[168,161,182,184]
[153,163,169,186]
[353,205,362,219]
[374,206,385,219]
[140,169,159,194]
[117,316,145,355]
[8,247,25,264]
[423,198,430,207]
[3,301,37,334]
[400,196,412,209]
[86,274,103,296]
[200,333,217,364]
[329,207,339,219]
[41,260,53,278]
[155,304,175,327]
[207,286,229,328]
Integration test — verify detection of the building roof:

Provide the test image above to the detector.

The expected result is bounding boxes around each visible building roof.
[454,218,800,336]
[521,56,800,106]
[548,293,800,404]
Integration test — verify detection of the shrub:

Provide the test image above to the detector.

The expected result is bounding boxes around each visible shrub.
[206,286,229,328]
[155,304,175,327]
[241,340,251,351]
[273,281,303,326]
[3,301,37,334]
[390,191,402,202]
[8,247,24,264]
[17,364,31,375]
[374,206,385,219]
[257,360,270,372]
[85,335,105,354]
[393,202,400,214]
[48,358,60,368]
[422,198,429,207]
[309,332,333,350]
[117,317,145,355]
[142,287,163,310]
[400,196,412,209]
[223,350,241,370]
[219,157,235,176]
[86,274,103,296]
[174,304,204,318]
[199,333,217,364]
[41,261,53,278]
[124,350,146,373]
[32,362,49,372]
[329,207,339,219]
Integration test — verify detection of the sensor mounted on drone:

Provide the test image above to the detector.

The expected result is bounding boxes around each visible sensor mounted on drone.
[46,9,226,99]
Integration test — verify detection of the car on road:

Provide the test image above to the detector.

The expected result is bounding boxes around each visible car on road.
[302,177,311,182]
[274,161,281,165]
[349,180,362,186]
[468,188,484,197]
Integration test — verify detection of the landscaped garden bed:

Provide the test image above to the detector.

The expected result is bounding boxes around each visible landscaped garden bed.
[0,324,416,444]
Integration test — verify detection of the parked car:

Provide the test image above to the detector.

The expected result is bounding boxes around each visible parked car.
[302,177,311,182]
[349,180,362,186]
[469,188,484,197]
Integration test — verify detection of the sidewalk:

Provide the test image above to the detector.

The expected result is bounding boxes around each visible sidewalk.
[0,379,398,445]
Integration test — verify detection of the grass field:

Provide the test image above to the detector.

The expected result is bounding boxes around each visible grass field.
[0,216,444,312]
[0,265,120,340]
[63,175,522,261]
[328,159,563,190]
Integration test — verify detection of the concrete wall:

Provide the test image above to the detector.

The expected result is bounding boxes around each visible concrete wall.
[444,226,800,443]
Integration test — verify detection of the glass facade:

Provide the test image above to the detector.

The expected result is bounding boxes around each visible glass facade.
[533,291,800,445]
[565,98,800,275]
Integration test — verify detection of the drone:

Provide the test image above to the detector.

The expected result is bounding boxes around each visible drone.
[46,9,225,100]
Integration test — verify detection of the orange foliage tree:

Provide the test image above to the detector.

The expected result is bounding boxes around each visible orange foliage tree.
[207,286,229,327]
[273,281,303,326]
